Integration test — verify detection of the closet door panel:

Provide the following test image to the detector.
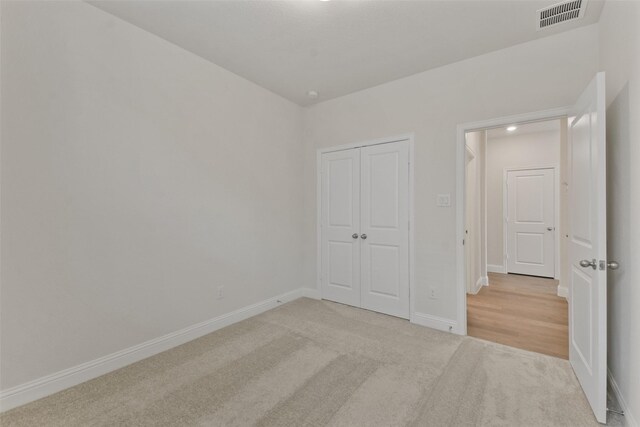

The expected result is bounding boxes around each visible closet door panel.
[360,141,410,319]
[320,149,361,307]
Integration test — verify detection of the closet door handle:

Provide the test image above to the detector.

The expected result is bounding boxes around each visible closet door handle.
[579,259,597,269]
[352,233,359,239]
[360,234,367,240]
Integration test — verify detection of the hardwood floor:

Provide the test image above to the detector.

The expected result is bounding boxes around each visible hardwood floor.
[467,272,568,359]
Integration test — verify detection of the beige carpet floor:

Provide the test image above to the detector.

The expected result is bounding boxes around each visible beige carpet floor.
[1,298,604,426]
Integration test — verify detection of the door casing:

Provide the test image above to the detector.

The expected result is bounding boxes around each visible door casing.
[316,134,415,320]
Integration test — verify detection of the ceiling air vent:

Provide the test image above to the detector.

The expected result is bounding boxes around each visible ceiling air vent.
[537,0,587,30]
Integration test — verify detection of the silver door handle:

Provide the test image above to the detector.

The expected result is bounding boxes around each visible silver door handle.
[579,259,597,269]
[360,234,367,240]
[352,233,359,239]
[547,227,554,231]
[607,261,619,270]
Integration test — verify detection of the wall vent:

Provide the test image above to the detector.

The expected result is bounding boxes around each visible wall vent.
[537,0,587,30]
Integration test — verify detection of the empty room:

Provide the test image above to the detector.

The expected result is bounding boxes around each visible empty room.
[1,1,639,426]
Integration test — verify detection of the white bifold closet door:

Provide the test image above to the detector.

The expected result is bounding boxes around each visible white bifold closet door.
[320,148,361,308]
[320,140,409,319]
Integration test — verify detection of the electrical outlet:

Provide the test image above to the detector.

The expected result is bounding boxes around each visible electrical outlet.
[217,286,224,300]
[428,287,438,299]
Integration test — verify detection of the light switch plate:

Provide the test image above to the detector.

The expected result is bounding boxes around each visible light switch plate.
[436,194,451,207]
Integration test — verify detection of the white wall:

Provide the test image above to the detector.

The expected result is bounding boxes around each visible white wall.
[302,25,599,326]
[599,1,640,424]
[485,127,560,271]
[0,1,304,390]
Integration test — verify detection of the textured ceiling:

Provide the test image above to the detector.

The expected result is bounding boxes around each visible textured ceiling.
[89,0,604,106]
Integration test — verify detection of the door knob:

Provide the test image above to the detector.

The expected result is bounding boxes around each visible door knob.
[547,227,554,231]
[352,233,359,239]
[579,259,597,269]
[607,261,619,270]
[360,234,367,240]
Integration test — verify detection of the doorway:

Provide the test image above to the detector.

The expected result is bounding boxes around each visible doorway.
[457,73,609,424]
[462,118,567,359]
[317,135,415,320]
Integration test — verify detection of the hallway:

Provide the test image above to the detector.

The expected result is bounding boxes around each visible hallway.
[467,272,568,359]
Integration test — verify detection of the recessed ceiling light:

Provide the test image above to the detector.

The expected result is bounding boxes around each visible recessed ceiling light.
[307,90,319,99]
[506,126,517,132]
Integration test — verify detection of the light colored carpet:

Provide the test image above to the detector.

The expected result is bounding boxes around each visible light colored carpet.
[1,298,604,426]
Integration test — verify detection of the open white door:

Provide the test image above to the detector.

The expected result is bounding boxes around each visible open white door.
[568,72,607,423]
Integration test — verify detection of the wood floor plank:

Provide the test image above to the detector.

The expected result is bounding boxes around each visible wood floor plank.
[467,272,568,359]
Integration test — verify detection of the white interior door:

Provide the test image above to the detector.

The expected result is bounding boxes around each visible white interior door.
[568,72,607,423]
[320,149,361,307]
[506,168,555,278]
[360,141,410,318]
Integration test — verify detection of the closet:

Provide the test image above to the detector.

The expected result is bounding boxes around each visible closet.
[319,139,410,319]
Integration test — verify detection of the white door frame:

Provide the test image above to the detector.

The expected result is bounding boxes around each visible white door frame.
[316,133,415,319]
[502,165,560,279]
[456,107,569,335]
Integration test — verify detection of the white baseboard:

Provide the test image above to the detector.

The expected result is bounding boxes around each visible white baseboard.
[475,276,488,292]
[557,285,568,299]
[411,312,460,335]
[608,369,638,427]
[487,264,505,274]
[467,277,484,295]
[0,287,311,413]
[299,287,321,300]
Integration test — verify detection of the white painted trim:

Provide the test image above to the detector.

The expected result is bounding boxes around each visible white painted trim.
[316,133,414,155]
[0,288,311,412]
[482,130,489,286]
[503,165,560,279]
[480,276,489,286]
[411,312,457,333]
[557,285,568,299]
[457,106,571,336]
[487,264,506,274]
[299,287,321,300]
[469,277,484,294]
[608,369,638,427]
[409,137,416,323]
[316,133,415,320]
[316,152,322,297]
